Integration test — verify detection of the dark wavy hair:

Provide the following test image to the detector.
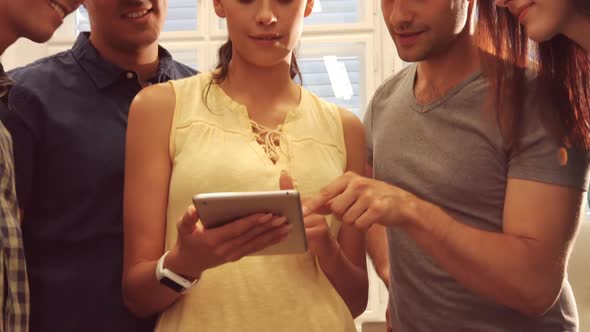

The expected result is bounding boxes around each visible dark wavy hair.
[476,0,590,150]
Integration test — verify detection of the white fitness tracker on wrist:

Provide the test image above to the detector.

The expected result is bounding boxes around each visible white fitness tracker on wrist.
[156,251,198,293]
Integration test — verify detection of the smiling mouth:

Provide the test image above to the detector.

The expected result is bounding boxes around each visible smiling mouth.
[515,3,533,21]
[123,8,153,19]
[49,1,67,19]
[250,35,281,41]
[395,31,424,42]
[396,31,423,37]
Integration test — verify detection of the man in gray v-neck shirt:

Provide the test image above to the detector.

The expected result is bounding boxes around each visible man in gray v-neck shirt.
[303,1,590,331]
[365,63,586,331]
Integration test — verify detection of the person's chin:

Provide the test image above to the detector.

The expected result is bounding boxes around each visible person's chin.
[393,41,421,62]
[120,33,160,50]
[396,49,425,63]
[526,25,559,43]
[26,27,57,44]
[135,27,161,42]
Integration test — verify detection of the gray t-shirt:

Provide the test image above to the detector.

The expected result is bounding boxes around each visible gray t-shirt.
[364,64,589,331]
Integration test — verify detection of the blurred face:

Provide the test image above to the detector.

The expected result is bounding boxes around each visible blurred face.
[381,0,471,62]
[213,0,314,68]
[84,0,167,50]
[0,0,83,43]
[495,0,576,42]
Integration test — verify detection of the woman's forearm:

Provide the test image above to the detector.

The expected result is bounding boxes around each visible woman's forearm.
[123,248,203,318]
[123,260,181,318]
[318,246,369,318]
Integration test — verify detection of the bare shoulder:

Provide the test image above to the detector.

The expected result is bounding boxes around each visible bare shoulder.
[337,107,365,142]
[337,107,366,172]
[127,82,178,144]
[129,82,176,121]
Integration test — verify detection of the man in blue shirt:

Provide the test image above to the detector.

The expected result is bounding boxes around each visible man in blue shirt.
[0,0,196,331]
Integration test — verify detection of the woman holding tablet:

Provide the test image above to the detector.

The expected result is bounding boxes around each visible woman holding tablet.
[121,0,368,331]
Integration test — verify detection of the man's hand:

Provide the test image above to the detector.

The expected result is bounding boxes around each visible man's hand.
[280,171,341,260]
[303,171,417,231]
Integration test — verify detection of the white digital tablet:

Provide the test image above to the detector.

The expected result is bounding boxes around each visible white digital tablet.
[192,190,308,256]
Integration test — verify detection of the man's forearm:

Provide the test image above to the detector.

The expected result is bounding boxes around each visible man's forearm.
[401,198,566,317]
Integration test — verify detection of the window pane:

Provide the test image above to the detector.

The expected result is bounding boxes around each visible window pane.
[76,0,198,33]
[167,48,199,70]
[164,0,198,31]
[306,0,359,25]
[76,6,90,33]
[217,0,361,30]
[298,55,362,117]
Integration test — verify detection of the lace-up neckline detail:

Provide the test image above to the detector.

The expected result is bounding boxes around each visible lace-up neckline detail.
[250,120,285,164]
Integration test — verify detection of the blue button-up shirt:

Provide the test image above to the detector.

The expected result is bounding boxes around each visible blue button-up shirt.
[0,33,196,332]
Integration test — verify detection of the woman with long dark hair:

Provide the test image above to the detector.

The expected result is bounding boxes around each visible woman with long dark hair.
[468,0,590,328]
[478,0,590,150]
[495,0,589,50]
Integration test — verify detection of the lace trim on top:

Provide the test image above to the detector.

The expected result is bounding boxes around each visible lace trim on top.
[250,120,287,164]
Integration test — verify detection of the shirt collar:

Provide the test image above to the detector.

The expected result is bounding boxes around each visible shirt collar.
[71,32,177,89]
[0,62,14,103]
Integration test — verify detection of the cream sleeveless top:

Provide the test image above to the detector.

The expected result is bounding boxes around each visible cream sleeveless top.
[156,72,356,332]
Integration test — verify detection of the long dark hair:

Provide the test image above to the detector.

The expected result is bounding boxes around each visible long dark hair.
[203,39,303,108]
[476,0,590,151]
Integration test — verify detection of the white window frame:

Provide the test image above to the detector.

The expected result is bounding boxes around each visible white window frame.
[297,36,373,117]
